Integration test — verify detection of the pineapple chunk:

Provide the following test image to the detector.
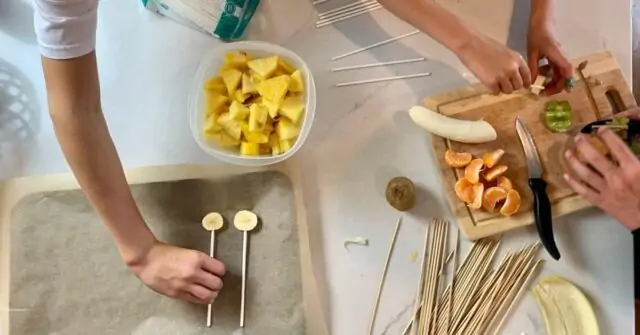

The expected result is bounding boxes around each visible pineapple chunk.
[247,56,279,79]
[279,96,305,124]
[269,134,281,155]
[224,51,251,69]
[240,142,261,156]
[250,70,265,83]
[289,70,304,92]
[216,131,241,147]
[276,117,300,140]
[262,99,280,119]
[243,129,269,144]
[264,117,275,133]
[204,76,227,94]
[216,113,242,140]
[242,73,258,95]
[280,138,296,153]
[203,114,222,134]
[234,90,250,103]
[221,68,243,96]
[229,101,250,121]
[259,144,272,155]
[205,92,229,116]
[278,58,296,75]
[257,75,290,106]
[249,104,269,132]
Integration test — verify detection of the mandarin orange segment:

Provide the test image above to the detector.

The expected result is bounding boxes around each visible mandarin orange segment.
[445,149,473,168]
[483,165,508,182]
[499,189,521,216]
[482,149,505,168]
[464,159,484,184]
[496,176,513,191]
[481,187,508,212]
[454,177,475,203]
[468,183,484,209]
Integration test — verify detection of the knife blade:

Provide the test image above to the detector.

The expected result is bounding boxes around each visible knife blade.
[515,116,561,260]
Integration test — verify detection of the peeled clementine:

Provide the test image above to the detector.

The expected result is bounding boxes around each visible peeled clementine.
[483,149,505,168]
[464,159,484,184]
[445,149,473,168]
[482,187,508,212]
[468,183,484,209]
[483,165,508,182]
[496,176,513,191]
[500,189,521,216]
[454,177,475,203]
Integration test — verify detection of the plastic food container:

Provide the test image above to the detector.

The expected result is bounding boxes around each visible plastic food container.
[189,41,317,166]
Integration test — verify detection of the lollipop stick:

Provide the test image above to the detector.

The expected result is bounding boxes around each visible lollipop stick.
[207,230,215,327]
[240,230,248,328]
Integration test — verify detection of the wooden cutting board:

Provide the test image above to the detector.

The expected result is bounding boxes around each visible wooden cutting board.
[425,51,637,240]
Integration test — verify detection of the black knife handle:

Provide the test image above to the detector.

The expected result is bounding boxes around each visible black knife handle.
[528,178,561,260]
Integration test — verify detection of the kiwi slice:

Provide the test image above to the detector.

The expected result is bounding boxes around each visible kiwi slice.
[385,177,417,212]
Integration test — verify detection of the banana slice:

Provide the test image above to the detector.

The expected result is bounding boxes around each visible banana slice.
[234,210,258,231]
[531,275,600,335]
[202,212,224,231]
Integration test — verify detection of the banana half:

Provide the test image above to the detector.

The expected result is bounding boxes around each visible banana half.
[531,275,600,335]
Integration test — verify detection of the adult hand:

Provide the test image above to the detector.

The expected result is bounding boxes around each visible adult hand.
[563,108,640,231]
[129,242,226,304]
[457,34,531,95]
[527,20,573,96]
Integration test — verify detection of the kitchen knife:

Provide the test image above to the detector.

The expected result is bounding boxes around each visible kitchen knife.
[515,116,561,260]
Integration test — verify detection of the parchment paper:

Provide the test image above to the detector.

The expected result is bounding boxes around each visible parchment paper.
[9,171,304,335]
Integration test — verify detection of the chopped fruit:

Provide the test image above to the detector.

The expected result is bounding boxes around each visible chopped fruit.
[216,113,242,140]
[242,126,269,144]
[205,92,228,116]
[234,90,250,103]
[204,76,227,94]
[257,75,291,106]
[276,117,300,140]
[221,68,243,96]
[497,176,513,191]
[240,142,260,156]
[262,99,280,119]
[454,177,475,203]
[229,101,250,121]
[468,183,484,209]
[289,70,304,92]
[500,189,521,216]
[279,96,305,124]
[280,138,296,153]
[249,104,269,132]
[242,73,258,95]
[445,149,473,168]
[224,51,251,69]
[248,56,279,79]
[203,114,222,134]
[269,134,281,155]
[464,159,484,184]
[482,187,508,212]
[483,149,505,168]
[278,58,296,74]
[250,70,265,83]
[483,165,508,182]
[215,131,241,148]
[259,144,271,155]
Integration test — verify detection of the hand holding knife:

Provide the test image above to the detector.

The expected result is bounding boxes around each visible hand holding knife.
[515,116,561,260]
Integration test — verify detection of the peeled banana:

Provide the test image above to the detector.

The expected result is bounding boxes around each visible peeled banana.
[201,212,224,231]
[531,275,600,335]
[234,210,258,231]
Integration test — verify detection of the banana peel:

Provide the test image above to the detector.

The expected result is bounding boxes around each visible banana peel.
[531,275,599,335]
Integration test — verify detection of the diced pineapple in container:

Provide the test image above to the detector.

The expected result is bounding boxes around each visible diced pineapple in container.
[217,113,242,140]
[276,118,300,140]
[280,139,296,153]
[262,99,280,119]
[289,70,304,92]
[242,124,269,144]
[224,51,251,70]
[242,73,258,95]
[205,92,228,116]
[215,132,241,148]
[229,101,249,121]
[278,58,296,75]
[240,142,261,156]
[249,104,269,132]
[221,68,243,96]
[257,75,290,106]
[269,134,281,155]
[279,96,305,124]
[248,56,279,79]
[204,76,227,94]
[203,114,222,134]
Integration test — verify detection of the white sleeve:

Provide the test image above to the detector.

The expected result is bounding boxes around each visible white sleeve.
[33,0,99,59]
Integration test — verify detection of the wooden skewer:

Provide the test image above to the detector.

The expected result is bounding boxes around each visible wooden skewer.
[330,58,426,72]
[317,2,381,23]
[332,30,420,60]
[316,4,382,28]
[318,0,376,18]
[234,211,259,328]
[207,229,215,327]
[335,73,431,87]
[368,216,402,335]
[201,213,224,328]
[312,0,330,4]
[448,229,459,335]
[408,221,430,335]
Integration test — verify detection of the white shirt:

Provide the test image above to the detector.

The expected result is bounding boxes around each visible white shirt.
[33,0,99,59]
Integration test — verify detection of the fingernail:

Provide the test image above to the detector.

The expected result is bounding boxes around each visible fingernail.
[564,150,571,158]
[574,134,582,142]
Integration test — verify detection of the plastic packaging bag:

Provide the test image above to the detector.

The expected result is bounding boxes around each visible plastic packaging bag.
[142,0,260,41]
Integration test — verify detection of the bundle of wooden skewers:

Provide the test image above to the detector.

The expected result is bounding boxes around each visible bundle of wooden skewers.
[315,0,382,28]
[406,219,544,335]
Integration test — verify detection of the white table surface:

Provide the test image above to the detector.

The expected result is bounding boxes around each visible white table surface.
[0,0,634,334]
